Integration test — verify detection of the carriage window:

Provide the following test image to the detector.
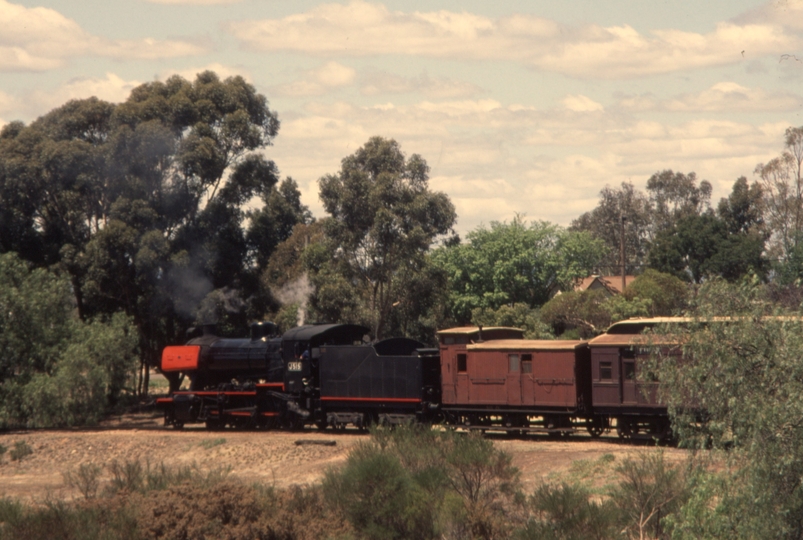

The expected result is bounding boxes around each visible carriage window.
[600,361,612,380]
[457,354,467,373]
[522,354,532,374]
[508,354,520,372]
[443,336,455,345]
[624,362,636,381]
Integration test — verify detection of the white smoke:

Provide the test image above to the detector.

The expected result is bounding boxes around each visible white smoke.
[272,273,314,327]
[195,287,245,324]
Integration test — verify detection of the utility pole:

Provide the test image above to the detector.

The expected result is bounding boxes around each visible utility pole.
[620,215,627,293]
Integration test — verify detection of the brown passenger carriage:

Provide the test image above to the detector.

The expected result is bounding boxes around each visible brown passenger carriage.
[438,326,597,435]
[587,318,682,439]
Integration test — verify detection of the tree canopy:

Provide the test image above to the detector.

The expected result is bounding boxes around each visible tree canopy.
[650,280,803,538]
[0,71,311,390]
[432,217,607,325]
[314,136,456,339]
[0,252,137,427]
[648,177,767,283]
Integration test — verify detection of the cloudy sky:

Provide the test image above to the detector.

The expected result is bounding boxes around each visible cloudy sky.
[2,0,803,234]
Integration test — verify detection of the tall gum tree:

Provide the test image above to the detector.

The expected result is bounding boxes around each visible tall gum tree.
[755,126,803,265]
[0,71,283,392]
[317,136,456,339]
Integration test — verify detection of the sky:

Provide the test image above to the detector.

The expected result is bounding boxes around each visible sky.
[2,0,802,235]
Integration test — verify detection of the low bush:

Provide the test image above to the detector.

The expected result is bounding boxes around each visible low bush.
[9,441,32,461]
[323,426,523,540]
[63,463,103,500]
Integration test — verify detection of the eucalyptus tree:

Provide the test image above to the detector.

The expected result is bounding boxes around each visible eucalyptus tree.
[315,136,456,339]
[570,182,652,274]
[0,71,290,389]
[756,126,803,282]
[648,177,767,283]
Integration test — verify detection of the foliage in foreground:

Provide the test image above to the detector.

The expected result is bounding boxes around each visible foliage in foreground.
[323,426,523,540]
[650,278,803,539]
[0,433,701,540]
[323,426,697,540]
[0,252,138,428]
[2,459,346,540]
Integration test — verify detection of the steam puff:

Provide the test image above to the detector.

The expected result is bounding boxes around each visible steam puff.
[272,273,313,327]
[166,264,214,319]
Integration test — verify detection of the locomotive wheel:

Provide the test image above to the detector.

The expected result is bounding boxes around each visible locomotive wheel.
[172,421,184,430]
[205,418,224,431]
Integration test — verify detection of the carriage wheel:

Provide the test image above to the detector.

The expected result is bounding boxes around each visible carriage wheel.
[586,417,606,438]
[616,418,634,439]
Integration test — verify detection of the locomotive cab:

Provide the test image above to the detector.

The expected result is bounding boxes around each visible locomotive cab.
[280,324,370,395]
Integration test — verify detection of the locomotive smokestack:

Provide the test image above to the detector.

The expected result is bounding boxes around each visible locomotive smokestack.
[477,325,484,343]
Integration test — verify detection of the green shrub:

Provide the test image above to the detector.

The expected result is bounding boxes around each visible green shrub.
[63,462,103,500]
[106,459,232,495]
[324,446,437,540]
[9,441,31,461]
[0,498,141,540]
[608,451,689,540]
[323,426,523,540]
[517,482,617,540]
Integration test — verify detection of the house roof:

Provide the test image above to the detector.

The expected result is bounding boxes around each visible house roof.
[575,275,637,295]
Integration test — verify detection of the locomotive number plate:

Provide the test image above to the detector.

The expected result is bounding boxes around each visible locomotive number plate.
[287,361,303,371]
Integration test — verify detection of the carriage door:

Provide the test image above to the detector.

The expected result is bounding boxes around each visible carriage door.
[621,348,637,405]
[506,353,521,405]
[456,352,469,403]
[520,354,534,404]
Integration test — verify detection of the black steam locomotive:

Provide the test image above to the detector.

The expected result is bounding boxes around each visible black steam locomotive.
[157,322,442,430]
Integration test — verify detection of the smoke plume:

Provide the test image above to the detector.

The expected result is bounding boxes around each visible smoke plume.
[272,273,314,327]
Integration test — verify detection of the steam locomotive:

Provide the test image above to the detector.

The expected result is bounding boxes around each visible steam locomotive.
[157,319,675,440]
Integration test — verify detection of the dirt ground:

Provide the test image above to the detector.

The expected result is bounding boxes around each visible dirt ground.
[0,413,689,502]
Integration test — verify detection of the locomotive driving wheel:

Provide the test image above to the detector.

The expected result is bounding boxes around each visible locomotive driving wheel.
[205,418,224,431]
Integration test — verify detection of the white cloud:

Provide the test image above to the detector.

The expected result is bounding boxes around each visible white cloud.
[145,0,241,4]
[562,95,604,112]
[274,61,356,97]
[666,82,802,112]
[225,1,803,79]
[360,70,482,98]
[265,92,789,233]
[417,99,502,116]
[54,73,140,104]
[0,89,16,115]
[10,73,142,120]
[736,0,803,32]
[0,0,205,72]
[617,82,803,113]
